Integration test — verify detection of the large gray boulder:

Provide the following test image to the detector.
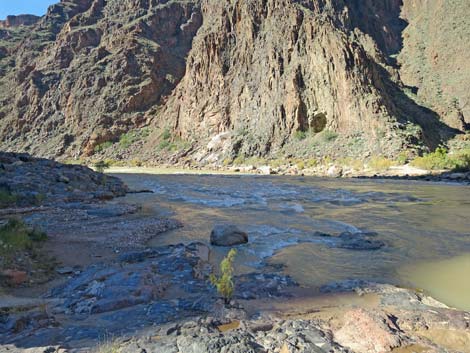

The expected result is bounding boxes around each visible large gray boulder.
[210,224,248,246]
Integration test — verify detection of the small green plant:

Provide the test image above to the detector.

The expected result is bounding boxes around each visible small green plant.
[410,147,454,170]
[452,149,470,172]
[210,249,237,304]
[306,158,318,168]
[245,156,267,167]
[94,161,110,173]
[0,218,47,257]
[368,156,395,171]
[396,151,410,165]
[119,128,150,149]
[294,130,307,141]
[95,334,122,353]
[0,188,17,208]
[296,160,305,170]
[321,130,338,142]
[34,193,46,205]
[94,141,113,153]
[161,127,172,141]
[232,155,245,165]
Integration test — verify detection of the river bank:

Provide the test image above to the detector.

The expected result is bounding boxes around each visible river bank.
[102,163,470,185]
[1,163,469,352]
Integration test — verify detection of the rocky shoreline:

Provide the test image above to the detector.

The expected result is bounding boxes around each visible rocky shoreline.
[1,241,469,353]
[1,155,469,353]
[104,163,470,185]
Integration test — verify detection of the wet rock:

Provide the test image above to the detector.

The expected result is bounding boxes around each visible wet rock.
[236,273,297,299]
[336,232,385,250]
[314,231,385,251]
[448,172,466,180]
[210,224,249,246]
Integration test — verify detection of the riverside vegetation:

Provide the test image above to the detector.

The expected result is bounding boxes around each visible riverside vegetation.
[210,249,237,304]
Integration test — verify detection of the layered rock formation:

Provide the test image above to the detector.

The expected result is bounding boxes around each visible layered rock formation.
[0,15,40,28]
[0,0,468,163]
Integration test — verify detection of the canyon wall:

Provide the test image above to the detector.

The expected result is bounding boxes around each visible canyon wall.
[0,0,467,163]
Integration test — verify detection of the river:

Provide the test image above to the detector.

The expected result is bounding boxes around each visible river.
[111,170,470,310]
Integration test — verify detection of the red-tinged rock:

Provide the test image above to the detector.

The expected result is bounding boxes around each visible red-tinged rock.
[334,308,404,353]
[1,269,28,286]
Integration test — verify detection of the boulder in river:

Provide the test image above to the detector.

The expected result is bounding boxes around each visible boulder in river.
[210,224,248,246]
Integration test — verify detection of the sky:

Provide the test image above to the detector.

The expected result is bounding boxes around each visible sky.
[0,0,56,20]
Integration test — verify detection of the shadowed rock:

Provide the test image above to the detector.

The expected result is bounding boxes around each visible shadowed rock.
[210,224,249,246]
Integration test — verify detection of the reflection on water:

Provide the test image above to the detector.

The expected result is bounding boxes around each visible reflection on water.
[113,172,470,309]
[398,254,470,311]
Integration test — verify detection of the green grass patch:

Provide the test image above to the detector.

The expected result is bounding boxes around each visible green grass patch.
[320,130,338,142]
[293,130,308,141]
[0,219,47,256]
[0,188,17,208]
[94,141,113,153]
[119,128,150,149]
[368,156,395,171]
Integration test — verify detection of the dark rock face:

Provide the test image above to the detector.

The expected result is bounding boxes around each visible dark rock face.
[0,0,202,158]
[0,15,40,28]
[210,224,249,246]
[0,0,467,162]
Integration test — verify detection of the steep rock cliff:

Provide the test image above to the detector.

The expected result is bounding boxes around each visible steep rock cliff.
[0,0,467,163]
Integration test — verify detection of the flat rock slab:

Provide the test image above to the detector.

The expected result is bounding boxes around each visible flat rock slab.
[1,243,297,349]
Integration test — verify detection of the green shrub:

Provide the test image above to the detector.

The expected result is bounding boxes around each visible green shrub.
[306,158,318,168]
[321,130,338,142]
[0,218,47,256]
[368,156,395,171]
[119,128,150,149]
[129,159,143,167]
[94,161,110,173]
[410,147,455,170]
[34,193,46,205]
[269,158,286,168]
[210,249,237,304]
[451,148,470,172]
[338,157,363,171]
[0,188,17,208]
[294,130,307,141]
[296,160,305,170]
[94,141,113,153]
[158,140,170,150]
[119,132,137,149]
[396,151,410,165]
[161,128,171,141]
[245,157,267,167]
[232,156,245,165]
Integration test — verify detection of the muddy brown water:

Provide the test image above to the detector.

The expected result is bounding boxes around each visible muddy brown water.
[111,170,470,310]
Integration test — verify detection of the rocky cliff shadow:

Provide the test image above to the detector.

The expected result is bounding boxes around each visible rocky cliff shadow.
[376,64,460,150]
[345,0,407,61]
